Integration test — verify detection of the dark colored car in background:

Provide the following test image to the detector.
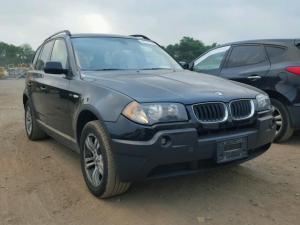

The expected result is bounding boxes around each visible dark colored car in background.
[189,39,300,142]
[23,31,275,198]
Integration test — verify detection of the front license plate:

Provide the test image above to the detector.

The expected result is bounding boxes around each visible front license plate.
[216,137,248,164]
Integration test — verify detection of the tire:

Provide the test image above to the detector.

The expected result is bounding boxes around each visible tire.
[80,121,130,198]
[24,101,48,141]
[271,98,294,143]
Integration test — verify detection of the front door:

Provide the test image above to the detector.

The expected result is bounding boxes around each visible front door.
[42,38,74,137]
[192,46,231,75]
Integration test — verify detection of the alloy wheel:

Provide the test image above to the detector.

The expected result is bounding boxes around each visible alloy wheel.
[25,105,33,135]
[273,106,283,136]
[83,133,104,187]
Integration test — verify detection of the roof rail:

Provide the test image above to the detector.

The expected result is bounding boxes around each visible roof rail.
[130,34,163,48]
[44,30,71,42]
[130,34,151,41]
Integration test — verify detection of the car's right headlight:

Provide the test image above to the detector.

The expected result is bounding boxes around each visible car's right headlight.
[256,94,271,111]
[122,101,188,125]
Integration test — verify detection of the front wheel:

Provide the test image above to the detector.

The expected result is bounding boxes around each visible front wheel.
[271,99,294,143]
[80,121,130,198]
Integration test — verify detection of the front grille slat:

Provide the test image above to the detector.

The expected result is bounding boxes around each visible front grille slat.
[230,99,254,120]
[204,106,208,121]
[212,104,217,121]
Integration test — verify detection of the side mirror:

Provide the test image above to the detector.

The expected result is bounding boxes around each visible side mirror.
[189,62,194,71]
[44,61,68,75]
[179,61,189,69]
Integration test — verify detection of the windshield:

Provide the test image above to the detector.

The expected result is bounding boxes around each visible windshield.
[71,37,182,71]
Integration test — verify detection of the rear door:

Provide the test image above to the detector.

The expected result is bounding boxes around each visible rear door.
[29,40,54,123]
[220,44,271,89]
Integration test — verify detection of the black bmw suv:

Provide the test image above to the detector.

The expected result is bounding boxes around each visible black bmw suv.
[190,39,300,142]
[23,31,275,198]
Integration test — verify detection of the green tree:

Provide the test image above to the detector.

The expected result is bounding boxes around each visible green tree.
[165,37,217,62]
[0,42,35,67]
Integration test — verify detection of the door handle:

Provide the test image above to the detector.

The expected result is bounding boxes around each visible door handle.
[40,86,47,91]
[247,75,262,81]
[69,93,79,99]
[72,94,79,99]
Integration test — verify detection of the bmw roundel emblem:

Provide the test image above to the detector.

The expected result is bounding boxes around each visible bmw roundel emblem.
[215,92,223,96]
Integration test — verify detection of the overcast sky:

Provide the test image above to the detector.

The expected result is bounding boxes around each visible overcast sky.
[1,0,300,49]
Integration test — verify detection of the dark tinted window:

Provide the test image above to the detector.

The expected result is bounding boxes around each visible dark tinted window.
[227,45,266,67]
[51,39,68,69]
[265,46,287,63]
[36,41,54,70]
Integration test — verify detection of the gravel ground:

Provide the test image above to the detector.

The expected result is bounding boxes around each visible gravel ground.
[0,79,299,225]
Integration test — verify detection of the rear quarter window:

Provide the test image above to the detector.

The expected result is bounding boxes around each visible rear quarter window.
[265,45,287,63]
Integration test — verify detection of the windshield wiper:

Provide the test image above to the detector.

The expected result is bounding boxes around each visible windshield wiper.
[139,68,173,70]
[93,68,124,71]
[87,68,173,71]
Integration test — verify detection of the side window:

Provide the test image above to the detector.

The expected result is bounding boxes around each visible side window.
[226,45,267,68]
[265,45,287,63]
[51,39,68,69]
[36,41,54,70]
[32,47,41,69]
[193,46,230,72]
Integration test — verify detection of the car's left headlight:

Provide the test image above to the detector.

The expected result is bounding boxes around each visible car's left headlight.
[122,101,188,125]
[256,94,271,111]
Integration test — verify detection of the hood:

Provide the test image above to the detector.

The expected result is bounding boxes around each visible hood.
[82,70,260,104]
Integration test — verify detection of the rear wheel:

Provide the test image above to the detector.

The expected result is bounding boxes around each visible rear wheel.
[80,121,130,198]
[24,101,48,140]
[271,99,294,143]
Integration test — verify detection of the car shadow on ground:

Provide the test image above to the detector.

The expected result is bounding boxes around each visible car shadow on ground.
[279,131,300,146]
[121,164,271,200]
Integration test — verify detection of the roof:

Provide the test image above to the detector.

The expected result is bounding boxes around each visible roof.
[39,31,152,50]
[219,39,297,48]
[45,30,145,43]
[70,33,137,39]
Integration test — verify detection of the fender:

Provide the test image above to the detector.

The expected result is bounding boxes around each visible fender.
[73,103,120,145]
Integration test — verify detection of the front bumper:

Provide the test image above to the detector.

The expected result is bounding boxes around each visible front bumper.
[108,113,276,182]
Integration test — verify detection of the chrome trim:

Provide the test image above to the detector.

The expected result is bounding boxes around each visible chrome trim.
[36,119,77,143]
[247,75,262,81]
[257,108,273,115]
[229,99,255,121]
[192,102,229,124]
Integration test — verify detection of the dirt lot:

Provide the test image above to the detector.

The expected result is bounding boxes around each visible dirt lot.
[0,79,299,225]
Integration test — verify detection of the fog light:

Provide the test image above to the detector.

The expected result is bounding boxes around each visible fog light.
[160,136,171,147]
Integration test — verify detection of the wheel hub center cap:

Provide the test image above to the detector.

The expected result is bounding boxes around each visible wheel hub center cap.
[95,156,101,167]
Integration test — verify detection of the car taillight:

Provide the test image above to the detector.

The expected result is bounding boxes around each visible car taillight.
[285,66,300,76]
